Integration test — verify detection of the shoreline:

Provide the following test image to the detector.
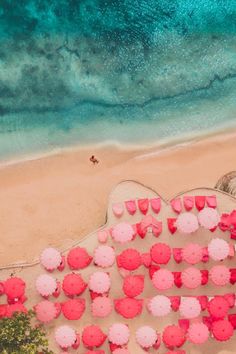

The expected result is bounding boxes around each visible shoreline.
[1,123,236,170]
[0,128,236,266]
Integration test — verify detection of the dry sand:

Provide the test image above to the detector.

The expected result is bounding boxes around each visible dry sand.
[0,130,236,266]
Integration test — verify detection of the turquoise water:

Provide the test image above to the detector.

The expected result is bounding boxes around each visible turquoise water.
[0,1,236,160]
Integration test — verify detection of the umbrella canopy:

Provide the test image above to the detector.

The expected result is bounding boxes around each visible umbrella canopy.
[94,245,115,268]
[97,230,109,243]
[212,320,234,341]
[176,213,199,234]
[152,269,174,290]
[0,304,7,318]
[112,202,124,217]
[123,275,144,298]
[112,222,134,243]
[116,249,142,271]
[188,323,209,344]
[150,197,161,214]
[91,296,112,317]
[114,298,143,319]
[162,325,185,348]
[62,273,87,296]
[148,295,171,317]
[136,326,157,348]
[138,198,149,215]
[182,243,203,265]
[40,247,62,271]
[108,323,130,345]
[125,200,136,215]
[67,247,92,270]
[55,325,76,349]
[179,297,201,319]
[36,274,57,297]
[208,296,230,318]
[181,268,202,289]
[35,300,57,323]
[183,196,194,211]
[82,325,107,348]
[4,277,25,299]
[198,207,220,229]
[6,303,27,318]
[61,299,85,320]
[89,272,111,294]
[210,265,230,286]
[208,238,230,261]
[151,243,171,264]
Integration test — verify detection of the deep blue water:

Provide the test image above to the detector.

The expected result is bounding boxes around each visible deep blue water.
[0,0,236,159]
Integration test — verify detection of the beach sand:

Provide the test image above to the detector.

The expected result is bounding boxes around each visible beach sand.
[0,130,236,267]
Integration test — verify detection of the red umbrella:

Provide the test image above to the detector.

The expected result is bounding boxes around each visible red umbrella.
[82,325,107,348]
[62,273,87,297]
[114,298,143,319]
[123,275,144,297]
[4,277,25,299]
[116,249,142,271]
[67,247,92,270]
[0,304,7,318]
[138,198,149,215]
[6,303,27,318]
[61,299,86,320]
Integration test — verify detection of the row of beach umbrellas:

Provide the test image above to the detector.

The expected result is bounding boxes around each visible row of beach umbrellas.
[112,194,217,218]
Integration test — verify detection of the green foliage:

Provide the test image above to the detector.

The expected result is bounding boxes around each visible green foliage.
[0,310,53,354]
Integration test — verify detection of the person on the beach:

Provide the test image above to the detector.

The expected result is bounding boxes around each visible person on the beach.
[90,155,99,164]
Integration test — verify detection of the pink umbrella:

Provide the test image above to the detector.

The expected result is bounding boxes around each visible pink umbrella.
[152,269,174,290]
[94,245,115,268]
[176,213,199,234]
[181,268,202,289]
[210,265,230,286]
[112,203,124,217]
[36,274,57,297]
[188,323,209,344]
[82,325,107,348]
[108,323,130,345]
[97,230,109,243]
[62,273,87,297]
[35,300,57,323]
[208,238,230,261]
[55,325,76,349]
[198,208,220,229]
[114,298,143,319]
[91,296,112,317]
[125,200,136,215]
[112,222,134,243]
[67,247,92,270]
[123,275,144,298]
[89,272,111,294]
[4,277,25,299]
[61,299,85,320]
[183,196,194,211]
[40,247,62,271]
[116,249,142,271]
[136,326,157,349]
[151,197,161,213]
[148,295,171,317]
[182,243,202,265]
[179,297,201,319]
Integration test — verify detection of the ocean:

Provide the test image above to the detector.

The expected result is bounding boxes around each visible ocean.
[0,0,236,161]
